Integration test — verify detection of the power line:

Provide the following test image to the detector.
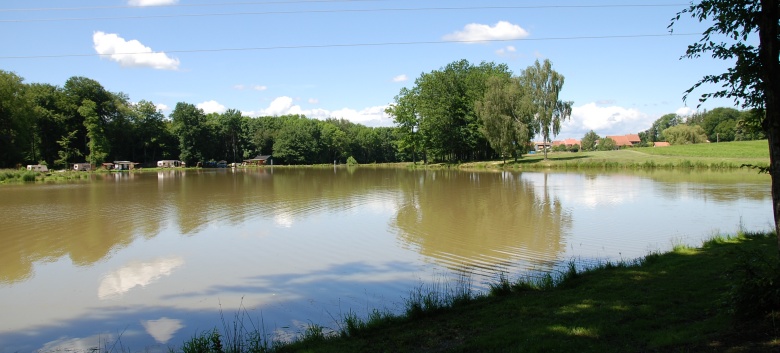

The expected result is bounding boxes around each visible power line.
[0,0,386,12]
[0,4,689,23]
[0,33,699,60]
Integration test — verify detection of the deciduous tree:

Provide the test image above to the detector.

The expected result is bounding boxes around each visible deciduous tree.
[521,59,573,160]
[671,0,779,253]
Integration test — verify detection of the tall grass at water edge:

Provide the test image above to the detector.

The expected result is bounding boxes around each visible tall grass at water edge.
[32,231,780,353]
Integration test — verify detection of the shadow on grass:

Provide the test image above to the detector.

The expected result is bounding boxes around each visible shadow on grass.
[277,234,780,353]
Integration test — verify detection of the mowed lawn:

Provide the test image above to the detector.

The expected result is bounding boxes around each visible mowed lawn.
[483,140,771,169]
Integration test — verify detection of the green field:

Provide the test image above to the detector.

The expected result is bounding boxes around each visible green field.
[457,140,770,170]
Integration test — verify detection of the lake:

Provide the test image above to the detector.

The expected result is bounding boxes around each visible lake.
[0,167,772,352]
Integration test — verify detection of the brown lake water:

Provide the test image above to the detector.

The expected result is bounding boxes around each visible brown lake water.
[0,167,772,352]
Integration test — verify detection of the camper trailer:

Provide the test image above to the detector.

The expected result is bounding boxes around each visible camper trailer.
[73,163,92,171]
[26,165,48,172]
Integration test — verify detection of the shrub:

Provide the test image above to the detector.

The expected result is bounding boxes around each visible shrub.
[346,156,358,166]
[729,250,780,320]
[22,172,36,182]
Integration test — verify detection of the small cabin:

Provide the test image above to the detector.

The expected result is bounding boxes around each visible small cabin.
[157,160,184,168]
[26,164,48,172]
[113,161,138,170]
[243,155,272,166]
[73,163,92,171]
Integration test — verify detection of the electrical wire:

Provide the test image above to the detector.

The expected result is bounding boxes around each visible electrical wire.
[0,4,689,23]
[0,33,698,60]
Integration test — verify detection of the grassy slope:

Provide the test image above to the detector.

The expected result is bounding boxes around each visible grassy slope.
[279,234,779,353]
[459,140,770,170]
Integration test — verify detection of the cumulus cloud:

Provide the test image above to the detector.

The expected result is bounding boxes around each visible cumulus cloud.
[308,98,319,104]
[197,100,227,114]
[155,103,169,112]
[93,31,179,70]
[243,96,393,127]
[675,106,696,117]
[392,74,408,82]
[128,0,178,6]
[558,102,651,138]
[443,21,529,43]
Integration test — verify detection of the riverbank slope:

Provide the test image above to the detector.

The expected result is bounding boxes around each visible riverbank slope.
[271,232,779,352]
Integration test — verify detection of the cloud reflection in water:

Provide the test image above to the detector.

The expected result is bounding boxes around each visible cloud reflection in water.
[98,256,185,299]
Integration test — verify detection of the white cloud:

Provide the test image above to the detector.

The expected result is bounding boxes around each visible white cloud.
[155,103,169,111]
[558,102,651,138]
[308,98,319,104]
[392,74,408,82]
[675,106,696,116]
[128,0,178,6]
[234,84,268,91]
[93,31,179,70]
[197,100,227,114]
[443,21,529,43]
[496,45,522,59]
[244,96,393,127]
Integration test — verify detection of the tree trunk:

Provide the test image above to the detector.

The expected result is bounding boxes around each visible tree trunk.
[759,0,780,257]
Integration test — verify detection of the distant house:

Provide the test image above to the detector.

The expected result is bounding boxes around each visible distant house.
[534,142,552,152]
[157,160,184,168]
[244,155,272,166]
[112,161,138,170]
[26,164,48,172]
[73,163,92,171]
[654,142,671,147]
[606,134,642,148]
[552,138,581,148]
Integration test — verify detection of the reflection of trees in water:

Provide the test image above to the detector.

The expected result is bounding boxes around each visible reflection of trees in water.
[636,170,769,203]
[0,174,167,284]
[169,168,403,234]
[392,170,571,273]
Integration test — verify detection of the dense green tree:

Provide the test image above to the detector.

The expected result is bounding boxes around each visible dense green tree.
[643,113,682,143]
[0,70,35,167]
[581,130,600,151]
[320,121,348,163]
[79,99,110,165]
[474,75,532,163]
[521,59,573,160]
[386,87,424,164]
[272,115,320,164]
[700,107,741,142]
[662,124,709,145]
[130,100,174,164]
[54,130,81,168]
[170,102,210,165]
[597,137,617,151]
[671,0,779,253]
[413,59,511,162]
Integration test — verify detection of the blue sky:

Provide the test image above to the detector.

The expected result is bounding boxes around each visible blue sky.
[0,0,746,139]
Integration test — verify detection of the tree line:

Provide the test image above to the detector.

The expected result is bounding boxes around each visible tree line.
[638,107,765,146]
[0,71,398,168]
[0,58,571,169]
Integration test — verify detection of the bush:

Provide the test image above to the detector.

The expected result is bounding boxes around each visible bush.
[22,172,36,182]
[729,250,780,320]
[346,156,358,166]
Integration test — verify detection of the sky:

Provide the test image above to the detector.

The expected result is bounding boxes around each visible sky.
[0,0,750,140]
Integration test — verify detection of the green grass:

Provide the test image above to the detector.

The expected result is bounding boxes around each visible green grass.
[164,232,779,353]
[457,140,770,171]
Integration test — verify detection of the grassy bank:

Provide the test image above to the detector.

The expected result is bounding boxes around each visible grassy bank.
[458,140,770,171]
[170,232,779,353]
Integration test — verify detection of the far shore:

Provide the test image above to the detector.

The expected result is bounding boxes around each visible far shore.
[1,140,771,185]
